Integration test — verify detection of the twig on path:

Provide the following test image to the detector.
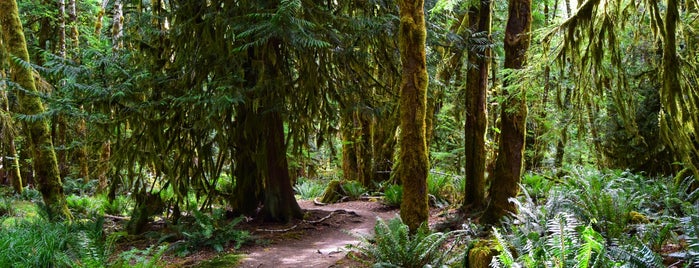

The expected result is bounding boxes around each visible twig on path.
[313,197,327,206]
[304,210,344,224]
[104,214,130,221]
[256,224,299,233]
[254,209,351,232]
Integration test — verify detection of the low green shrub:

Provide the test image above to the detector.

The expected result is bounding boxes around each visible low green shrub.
[383,184,402,208]
[66,194,102,216]
[0,197,13,217]
[101,194,132,216]
[351,217,465,267]
[113,244,168,268]
[342,180,367,200]
[427,172,454,206]
[492,212,664,268]
[293,178,325,200]
[170,210,250,256]
[19,187,41,202]
[63,177,98,196]
[0,216,110,267]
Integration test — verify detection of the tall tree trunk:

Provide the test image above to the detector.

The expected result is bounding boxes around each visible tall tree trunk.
[395,0,430,232]
[0,0,72,220]
[68,0,78,55]
[96,140,110,193]
[95,0,110,35]
[341,107,373,187]
[357,111,373,187]
[526,3,552,170]
[463,0,492,212]
[261,111,303,222]
[58,0,66,58]
[586,101,605,167]
[232,40,302,222]
[66,0,89,182]
[231,106,263,216]
[484,0,531,223]
[54,0,70,179]
[341,109,359,182]
[1,36,22,194]
[112,0,123,50]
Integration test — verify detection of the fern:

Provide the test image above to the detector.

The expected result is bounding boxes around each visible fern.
[607,240,663,268]
[492,227,520,268]
[575,225,604,268]
[351,217,465,268]
[681,214,699,266]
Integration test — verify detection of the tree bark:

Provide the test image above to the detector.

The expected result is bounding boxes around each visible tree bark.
[0,0,72,220]
[1,36,22,194]
[96,140,110,193]
[231,105,264,216]
[58,0,66,58]
[232,40,302,222]
[261,111,303,222]
[68,0,78,55]
[112,0,123,50]
[395,0,430,232]
[341,109,359,182]
[463,0,492,212]
[484,0,531,223]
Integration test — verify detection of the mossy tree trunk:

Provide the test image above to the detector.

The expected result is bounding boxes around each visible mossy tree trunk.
[67,0,78,57]
[67,0,89,182]
[395,0,430,233]
[463,0,492,212]
[0,0,72,220]
[484,0,531,223]
[232,40,302,222]
[340,108,360,182]
[0,36,22,194]
[356,112,373,187]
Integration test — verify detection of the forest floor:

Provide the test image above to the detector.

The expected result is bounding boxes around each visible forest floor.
[162,199,452,267]
[236,200,398,268]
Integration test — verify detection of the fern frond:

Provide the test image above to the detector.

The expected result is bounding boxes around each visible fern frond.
[608,240,663,268]
[492,227,519,267]
[575,225,604,268]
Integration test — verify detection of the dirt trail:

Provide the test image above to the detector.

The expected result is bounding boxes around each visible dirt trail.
[237,200,398,268]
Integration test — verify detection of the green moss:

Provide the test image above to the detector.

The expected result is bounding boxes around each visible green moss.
[320,179,344,204]
[396,0,430,233]
[468,241,496,268]
[194,253,244,268]
[628,211,650,224]
[0,0,71,221]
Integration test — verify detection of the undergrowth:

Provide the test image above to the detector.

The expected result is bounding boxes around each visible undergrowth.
[294,177,325,200]
[168,210,250,256]
[351,217,466,268]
